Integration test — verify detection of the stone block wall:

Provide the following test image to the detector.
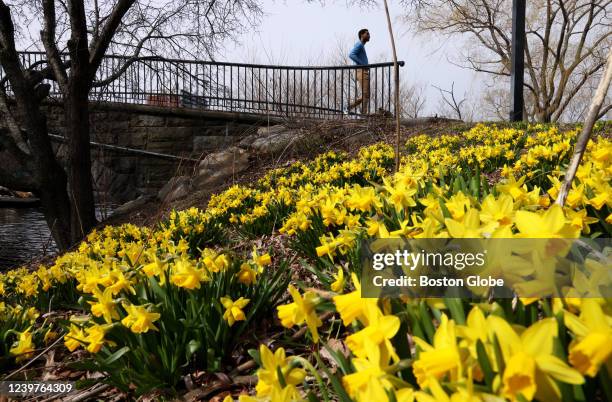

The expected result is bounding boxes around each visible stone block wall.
[41,102,259,203]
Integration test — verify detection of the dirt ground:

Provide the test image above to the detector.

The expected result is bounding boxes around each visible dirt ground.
[100,117,468,230]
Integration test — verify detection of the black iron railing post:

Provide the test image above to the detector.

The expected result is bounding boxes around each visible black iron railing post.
[387,65,391,114]
[340,69,344,118]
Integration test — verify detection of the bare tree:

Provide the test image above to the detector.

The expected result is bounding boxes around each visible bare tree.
[433,81,467,120]
[479,84,510,121]
[327,34,353,66]
[400,80,427,118]
[561,73,612,121]
[403,0,612,122]
[0,0,262,250]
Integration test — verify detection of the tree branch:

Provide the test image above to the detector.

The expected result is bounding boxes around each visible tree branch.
[0,87,30,155]
[0,0,15,52]
[41,0,69,93]
[552,59,606,121]
[88,0,136,79]
[0,1,34,102]
[433,81,465,120]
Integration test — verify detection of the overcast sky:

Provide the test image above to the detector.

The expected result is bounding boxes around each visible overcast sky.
[222,0,487,117]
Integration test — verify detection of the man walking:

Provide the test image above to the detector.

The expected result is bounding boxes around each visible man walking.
[347,28,370,114]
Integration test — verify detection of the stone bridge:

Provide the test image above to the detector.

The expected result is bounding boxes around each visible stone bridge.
[42,101,286,203]
[1,52,405,203]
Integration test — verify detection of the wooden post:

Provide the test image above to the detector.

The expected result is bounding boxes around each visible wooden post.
[556,48,612,207]
[510,0,525,122]
[382,0,401,172]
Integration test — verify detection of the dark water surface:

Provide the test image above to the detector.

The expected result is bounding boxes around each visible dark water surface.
[0,207,57,270]
[0,205,115,270]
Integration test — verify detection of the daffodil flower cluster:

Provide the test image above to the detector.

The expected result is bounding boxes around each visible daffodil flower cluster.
[1,123,610,399]
[269,272,612,401]
[0,210,286,393]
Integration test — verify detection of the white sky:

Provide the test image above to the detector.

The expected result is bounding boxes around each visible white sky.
[222,0,488,117]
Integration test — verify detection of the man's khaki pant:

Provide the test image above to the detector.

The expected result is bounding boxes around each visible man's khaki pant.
[348,68,370,114]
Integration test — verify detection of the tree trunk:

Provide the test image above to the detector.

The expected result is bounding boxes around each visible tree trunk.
[0,0,73,250]
[17,105,72,250]
[534,107,553,123]
[65,84,97,244]
[37,158,73,251]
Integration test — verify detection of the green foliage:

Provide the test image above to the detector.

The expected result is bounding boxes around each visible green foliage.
[70,255,290,396]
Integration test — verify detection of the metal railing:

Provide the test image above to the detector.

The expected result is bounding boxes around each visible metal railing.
[1,51,404,118]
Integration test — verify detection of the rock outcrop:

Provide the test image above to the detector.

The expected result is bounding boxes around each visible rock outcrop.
[194,146,250,188]
[151,124,319,204]
[158,176,193,203]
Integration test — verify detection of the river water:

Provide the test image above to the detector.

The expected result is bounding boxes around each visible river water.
[0,208,57,270]
[0,205,114,270]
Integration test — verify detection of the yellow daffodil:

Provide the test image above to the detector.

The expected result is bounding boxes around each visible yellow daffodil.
[565,300,612,377]
[316,234,339,258]
[106,268,136,295]
[444,208,497,238]
[479,194,514,227]
[251,247,272,269]
[587,182,611,210]
[221,296,250,327]
[277,285,322,342]
[25,307,39,322]
[88,286,119,324]
[333,273,378,326]
[445,192,472,220]
[330,266,345,293]
[565,208,599,234]
[497,174,527,201]
[383,176,417,213]
[254,344,306,398]
[237,262,258,285]
[502,351,537,400]
[346,185,382,212]
[36,266,52,291]
[17,275,38,297]
[121,303,161,333]
[343,340,395,402]
[10,328,35,362]
[365,218,381,236]
[84,324,113,354]
[142,253,168,285]
[515,204,580,238]
[170,257,209,289]
[489,317,584,402]
[202,248,230,273]
[346,304,400,364]
[412,314,461,388]
[64,324,87,352]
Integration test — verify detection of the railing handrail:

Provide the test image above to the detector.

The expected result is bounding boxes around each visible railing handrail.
[5,50,404,118]
[15,50,404,71]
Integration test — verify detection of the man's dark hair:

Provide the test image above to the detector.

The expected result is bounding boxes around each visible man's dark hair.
[358,29,369,40]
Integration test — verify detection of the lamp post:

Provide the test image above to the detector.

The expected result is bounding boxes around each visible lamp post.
[510,0,526,122]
